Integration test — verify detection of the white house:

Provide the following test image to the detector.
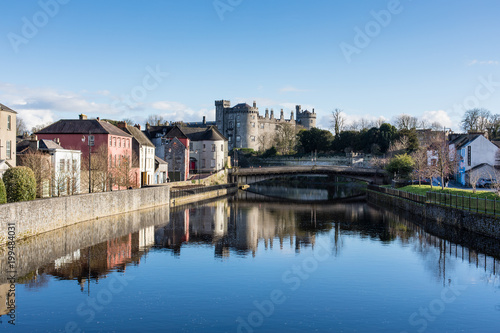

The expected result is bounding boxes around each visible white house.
[449,134,499,185]
[117,123,156,186]
[184,126,228,175]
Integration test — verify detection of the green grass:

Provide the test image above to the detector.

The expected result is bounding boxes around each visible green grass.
[395,185,500,215]
[398,185,499,199]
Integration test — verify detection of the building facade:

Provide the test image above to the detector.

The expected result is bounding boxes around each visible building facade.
[0,103,17,175]
[36,114,137,191]
[184,126,228,174]
[215,100,316,151]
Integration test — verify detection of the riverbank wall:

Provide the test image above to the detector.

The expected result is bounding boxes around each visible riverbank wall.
[367,187,500,239]
[170,183,238,207]
[0,185,170,243]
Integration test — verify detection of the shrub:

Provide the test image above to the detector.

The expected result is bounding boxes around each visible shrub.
[262,146,277,158]
[3,166,37,202]
[0,178,6,204]
[386,154,415,180]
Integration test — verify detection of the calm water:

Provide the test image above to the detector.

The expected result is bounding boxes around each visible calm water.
[1,191,499,332]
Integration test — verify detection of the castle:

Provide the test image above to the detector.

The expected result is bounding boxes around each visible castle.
[215,100,316,151]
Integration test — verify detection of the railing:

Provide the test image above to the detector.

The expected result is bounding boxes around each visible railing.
[367,184,426,204]
[170,183,237,199]
[426,191,500,216]
[368,184,500,217]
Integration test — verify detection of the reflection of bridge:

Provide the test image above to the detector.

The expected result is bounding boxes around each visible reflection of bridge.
[230,166,387,185]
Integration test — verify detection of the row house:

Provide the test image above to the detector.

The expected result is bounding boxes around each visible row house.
[144,124,189,181]
[17,136,81,197]
[116,123,156,186]
[0,103,17,176]
[36,114,137,191]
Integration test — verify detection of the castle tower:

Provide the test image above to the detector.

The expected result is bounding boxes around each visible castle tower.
[215,100,230,133]
[295,105,316,130]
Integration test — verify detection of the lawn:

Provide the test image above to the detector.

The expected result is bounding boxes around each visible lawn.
[397,185,499,199]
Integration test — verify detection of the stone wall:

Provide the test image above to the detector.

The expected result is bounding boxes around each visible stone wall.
[367,189,500,239]
[0,185,170,243]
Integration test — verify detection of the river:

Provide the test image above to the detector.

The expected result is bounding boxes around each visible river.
[0,184,499,332]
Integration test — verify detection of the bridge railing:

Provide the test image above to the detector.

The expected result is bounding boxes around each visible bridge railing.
[170,183,237,199]
[367,184,426,204]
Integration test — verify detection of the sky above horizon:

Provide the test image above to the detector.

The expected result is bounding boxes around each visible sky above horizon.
[1,0,500,132]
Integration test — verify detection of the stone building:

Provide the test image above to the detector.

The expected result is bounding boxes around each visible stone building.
[0,103,17,176]
[215,100,316,151]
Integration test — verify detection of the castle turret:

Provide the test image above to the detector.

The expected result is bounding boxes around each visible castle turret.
[270,109,274,119]
[290,111,294,121]
[280,109,284,120]
[265,108,269,118]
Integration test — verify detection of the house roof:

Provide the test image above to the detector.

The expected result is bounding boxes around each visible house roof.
[17,139,68,154]
[122,125,154,147]
[449,134,481,149]
[155,156,168,164]
[185,126,227,142]
[145,125,188,140]
[0,103,17,114]
[36,119,132,137]
[468,163,494,172]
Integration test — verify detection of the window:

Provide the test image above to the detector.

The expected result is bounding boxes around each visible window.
[60,159,65,172]
[251,122,255,128]
[260,124,264,129]
[109,137,112,146]
[114,155,117,167]
[237,122,240,128]
[251,136,256,142]
[7,115,11,130]
[190,142,193,151]
[237,115,240,120]
[211,159,215,167]
[202,159,206,168]
[66,159,70,172]
[118,138,121,147]
[110,154,113,168]
[113,137,116,146]
[229,121,233,128]
[236,135,241,142]
[221,144,223,151]
[212,144,215,152]
[228,136,232,143]
[6,141,11,159]
[203,144,206,152]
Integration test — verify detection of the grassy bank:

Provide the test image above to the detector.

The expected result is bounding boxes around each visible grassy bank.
[397,185,499,200]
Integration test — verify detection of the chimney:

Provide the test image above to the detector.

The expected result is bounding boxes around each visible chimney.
[79,114,87,120]
[265,108,269,119]
[312,108,315,114]
[253,101,257,108]
[54,138,60,144]
[270,109,274,119]
[203,116,206,125]
[134,124,141,130]
[29,134,39,151]
[280,109,284,119]
[96,117,100,121]
[290,111,294,120]
[116,121,127,129]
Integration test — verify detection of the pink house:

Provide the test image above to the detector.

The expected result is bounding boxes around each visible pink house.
[36,114,139,191]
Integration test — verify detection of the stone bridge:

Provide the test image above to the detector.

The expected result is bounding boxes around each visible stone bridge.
[230,166,387,185]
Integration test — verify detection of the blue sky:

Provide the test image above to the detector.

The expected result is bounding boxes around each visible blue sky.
[1,0,499,132]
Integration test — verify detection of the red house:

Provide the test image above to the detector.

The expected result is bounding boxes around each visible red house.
[36,114,138,191]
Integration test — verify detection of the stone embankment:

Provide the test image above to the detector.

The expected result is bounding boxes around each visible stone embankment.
[367,185,500,239]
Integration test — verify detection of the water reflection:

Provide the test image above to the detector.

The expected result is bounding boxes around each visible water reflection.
[1,195,499,321]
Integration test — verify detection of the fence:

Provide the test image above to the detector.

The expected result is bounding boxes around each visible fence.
[367,184,500,217]
[170,183,237,199]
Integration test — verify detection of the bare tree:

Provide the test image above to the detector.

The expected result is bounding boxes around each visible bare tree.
[461,108,491,132]
[387,136,409,158]
[411,146,428,186]
[394,114,418,130]
[16,117,27,136]
[374,117,385,128]
[430,122,443,131]
[122,118,134,126]
[468,168,484,194]
[331,109,345,136]
[257,133,270,152]
[81,145,111,193]
[146,114,165,126]
[273,123,297,155]
[432,139,459,190]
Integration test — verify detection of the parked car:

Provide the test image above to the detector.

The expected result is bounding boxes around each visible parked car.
[477,178,496,188]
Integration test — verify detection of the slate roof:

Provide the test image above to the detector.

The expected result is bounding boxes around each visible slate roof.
[145,125,188,140]
[155,156,168,164]
[36,119,132,137]
[17,139,66,154]
[0,103,17,114]
[232,103,252,110]
[449,134,481,149]
[121,125,154,147]
[184,126,227,142]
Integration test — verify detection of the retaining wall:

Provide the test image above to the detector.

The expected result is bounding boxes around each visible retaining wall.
[0,185,170,242]
[367,189,500,239]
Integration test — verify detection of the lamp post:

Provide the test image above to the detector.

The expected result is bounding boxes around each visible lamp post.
[195,149,200,184]
[83,132,94,193]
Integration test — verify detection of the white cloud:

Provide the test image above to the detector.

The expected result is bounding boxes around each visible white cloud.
[467,59,499,66]
[17,109,56,131]
[420,110,453,128]
[151,101,212,123]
